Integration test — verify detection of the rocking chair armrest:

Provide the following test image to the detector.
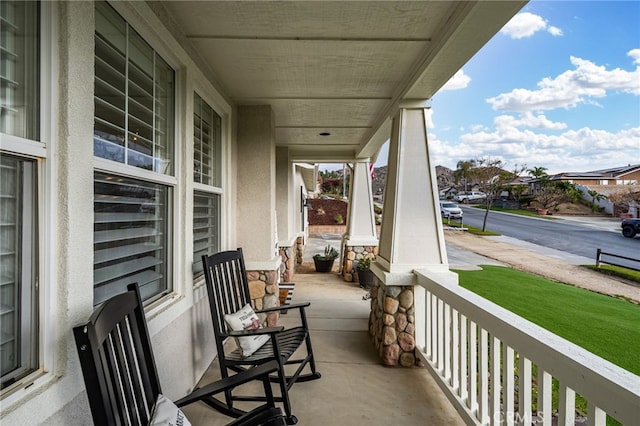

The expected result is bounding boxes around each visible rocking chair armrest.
[225,326,284,338]
[174,360,281,407]
[256,301,310,314]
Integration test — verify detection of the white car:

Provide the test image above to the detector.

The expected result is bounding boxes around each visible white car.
[440,201,463,219]
[453,191,486,203]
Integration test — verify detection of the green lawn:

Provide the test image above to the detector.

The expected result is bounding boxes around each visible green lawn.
[453,265,640,376]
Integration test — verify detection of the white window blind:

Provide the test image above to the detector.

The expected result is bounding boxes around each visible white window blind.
[0,1,40,140]
[193,93,221,186]
[93,172,171,306]
[192,191,220,276]
[0,0,40,140]
[94,2,174,175]
[0,155,38,389]
[192,93,222,277]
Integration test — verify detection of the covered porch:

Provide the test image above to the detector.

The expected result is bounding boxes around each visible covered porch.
[183,236,640,425]
[184,265,464,425]
[2,2,638,425]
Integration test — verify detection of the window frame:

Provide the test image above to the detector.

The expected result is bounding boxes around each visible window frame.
[191,90,227,281]
[93,1,180,306]
[0,0,57,398]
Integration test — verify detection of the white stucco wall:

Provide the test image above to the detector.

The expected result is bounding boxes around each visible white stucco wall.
[0,2,234,424]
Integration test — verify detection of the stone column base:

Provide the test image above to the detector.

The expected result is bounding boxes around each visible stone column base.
[341,244,378,283]
[368,280,418,367]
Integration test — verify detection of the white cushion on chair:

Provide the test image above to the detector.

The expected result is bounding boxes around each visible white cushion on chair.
[149,394,191,426]
[224,304,270,357]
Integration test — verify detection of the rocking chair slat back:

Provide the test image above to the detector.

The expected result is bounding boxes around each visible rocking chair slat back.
[74,285,162,425]
[204,248,252,338]
[74,283,287,426]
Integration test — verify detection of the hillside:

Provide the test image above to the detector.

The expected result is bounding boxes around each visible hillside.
[371,165,455,196]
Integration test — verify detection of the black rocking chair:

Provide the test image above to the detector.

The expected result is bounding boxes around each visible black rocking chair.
[201,249,321,425]
[74,282,286,426]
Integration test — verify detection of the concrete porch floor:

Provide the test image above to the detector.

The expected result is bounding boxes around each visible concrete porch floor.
[182,268,464,425]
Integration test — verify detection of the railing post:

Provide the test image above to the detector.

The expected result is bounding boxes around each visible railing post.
[537,370,552,426]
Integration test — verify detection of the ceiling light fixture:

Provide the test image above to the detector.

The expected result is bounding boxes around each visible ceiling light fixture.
[319,132,331,136]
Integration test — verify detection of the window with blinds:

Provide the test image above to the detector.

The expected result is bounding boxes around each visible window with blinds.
[1,1,40,391]
[94,2,174,175]
[94,173,171,306]
[93,1,175,305]
[192,93,222,278]
[193,93,221,186]
[1,1,39,140]
[0,156,38,389]
[193,191,220,276]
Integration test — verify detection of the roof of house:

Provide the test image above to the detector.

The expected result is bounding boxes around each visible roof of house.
[550,164,640,180]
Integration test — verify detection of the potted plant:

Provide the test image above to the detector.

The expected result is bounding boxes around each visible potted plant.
[313,245,339,272]
[356,257,375,289]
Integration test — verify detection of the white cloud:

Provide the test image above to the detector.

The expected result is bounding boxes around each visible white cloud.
[441,69,471,91]
[494,112,567,130]
[500,12,563,39]
[548,26,563,37]
[429,122,639,174]
[487,54,640,112]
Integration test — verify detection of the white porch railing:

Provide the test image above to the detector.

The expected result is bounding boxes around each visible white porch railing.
[414,271,640,426]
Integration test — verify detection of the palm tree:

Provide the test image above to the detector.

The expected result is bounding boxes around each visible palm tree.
[527,166,549,193]
[587,189,606,212]
[454,159,476,191]
[527,166,548,179]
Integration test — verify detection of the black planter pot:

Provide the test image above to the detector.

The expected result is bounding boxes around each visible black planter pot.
[313,258,335,273]
[357,269,375,289]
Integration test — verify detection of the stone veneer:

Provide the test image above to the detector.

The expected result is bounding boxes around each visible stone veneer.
[246,269,281,326]
[278,246,295,283]
[277,237,305,283]
[368,279,418,367]
[341,245,378,283]
[295,236,305,264]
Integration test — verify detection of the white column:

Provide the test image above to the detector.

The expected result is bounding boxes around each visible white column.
[374,103,457,286]
[344,161,378,246]
[276,146,295,247]
[236,105,280,270]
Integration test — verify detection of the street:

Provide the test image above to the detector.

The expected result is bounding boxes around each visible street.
[457,206,639,269]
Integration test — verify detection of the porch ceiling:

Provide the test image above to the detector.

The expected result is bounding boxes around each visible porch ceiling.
[153,1,527,163]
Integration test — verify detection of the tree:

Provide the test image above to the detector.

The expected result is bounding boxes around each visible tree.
[453,160,476,191]
[587,189,606,213]
[510,184,528,203]
[535,181,572,212]
[467,157,526,231]
[607,187,640,215]
[527,166,549,194]
[527,166,548,179]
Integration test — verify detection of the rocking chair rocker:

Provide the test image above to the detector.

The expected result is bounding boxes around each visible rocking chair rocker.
[201,249,321,425]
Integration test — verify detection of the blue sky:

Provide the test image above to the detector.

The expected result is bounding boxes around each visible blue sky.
[354,1,640,176]
[423,0,640,175]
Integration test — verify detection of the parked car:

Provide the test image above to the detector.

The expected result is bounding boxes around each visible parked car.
[621,218,640,238]
[440,201,463,219]
[453,191,487,204]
